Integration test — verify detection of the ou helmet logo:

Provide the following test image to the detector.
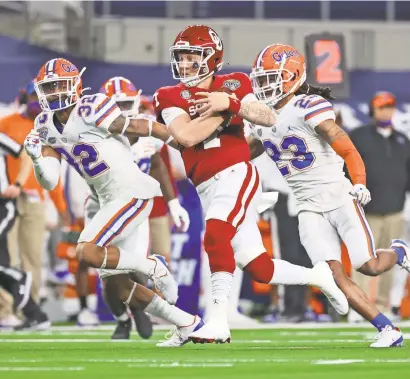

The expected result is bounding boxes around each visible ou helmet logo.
[209,30,223,51]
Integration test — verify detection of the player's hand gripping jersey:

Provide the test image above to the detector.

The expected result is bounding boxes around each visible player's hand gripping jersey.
[34,93,161,205]
[251,94,352,213]
[154,72,255,186]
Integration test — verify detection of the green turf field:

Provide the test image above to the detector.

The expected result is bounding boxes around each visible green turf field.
[0,326,409,379]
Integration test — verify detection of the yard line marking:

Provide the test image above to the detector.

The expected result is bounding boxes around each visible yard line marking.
[0,339,136,343]
[128,363,233,368]
[312,360,365,365]
[0,367,84,371]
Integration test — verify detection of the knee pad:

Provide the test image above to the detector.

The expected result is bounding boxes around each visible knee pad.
[204,219,236,274]
[244,252,274,284]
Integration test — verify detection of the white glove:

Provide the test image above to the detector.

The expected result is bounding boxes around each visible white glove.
[349,184,371,206]
[24,130,42,160]
[168,198,190,232]
[131,139,156,162]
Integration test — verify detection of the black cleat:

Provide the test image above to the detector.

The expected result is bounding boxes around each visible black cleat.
[132,309,153,339]
[14,310,50,331]
[111,319,132,340]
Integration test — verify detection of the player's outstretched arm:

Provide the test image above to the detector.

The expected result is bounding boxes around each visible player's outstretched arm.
[194,92,276,127]
[24,130,61,191]
[108,115,180,150]
[247,135,266,160]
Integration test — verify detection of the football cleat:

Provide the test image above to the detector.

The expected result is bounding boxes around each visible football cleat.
[391,239,410,273]
[310,262,349,315]
[188,319,231,344]
[370,325,404,348]
[111,319,131,340]
[148,255,179,305]
[14,311,50,331]
[157,316,203,347]
[77,308,100,327]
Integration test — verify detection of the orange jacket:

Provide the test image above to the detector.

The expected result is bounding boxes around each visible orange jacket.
[0,112,67,213]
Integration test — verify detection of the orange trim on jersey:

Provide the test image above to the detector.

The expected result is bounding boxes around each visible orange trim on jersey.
[305,106,333,121]
[353,200,375,259]
[103,200,148,246]
[227,162,253,226]
[90,198,141,245]
[96,104,117,127]
[331,135,366,185]
[307,99,328,108]
[95,97,111,114]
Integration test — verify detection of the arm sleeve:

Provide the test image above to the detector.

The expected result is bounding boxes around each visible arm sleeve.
[161,107,188,126]
[303,96,336,129]
[81,93,122,135]
[32,156,61,191]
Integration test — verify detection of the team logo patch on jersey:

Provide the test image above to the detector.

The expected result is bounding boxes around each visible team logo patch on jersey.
[38,127,48,141]
[257,128,262,137]
[61,137,68,143]
[223,79,241,91]
[180,90,191,100]
[47,137,56,144]
[271,125,277,133]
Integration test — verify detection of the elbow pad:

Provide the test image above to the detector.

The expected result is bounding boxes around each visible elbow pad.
[33,156,61,190]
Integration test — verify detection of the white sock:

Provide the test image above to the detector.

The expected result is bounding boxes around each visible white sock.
[144,294,194,327]
[270,259,311,285]
[116,248,156,275]
[209,272,233,321]
[228,268,243,313]
[115,312,130,322]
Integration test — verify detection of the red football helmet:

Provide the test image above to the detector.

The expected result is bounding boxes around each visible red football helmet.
[170,25,224,87]
[100,76,141,117]
[35,58,85,111]
[250,44,306,107]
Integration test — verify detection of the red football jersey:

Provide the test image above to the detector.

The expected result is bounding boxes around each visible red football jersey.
[154,72,253,186]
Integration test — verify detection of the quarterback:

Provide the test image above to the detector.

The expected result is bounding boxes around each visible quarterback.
[153,25,348,344]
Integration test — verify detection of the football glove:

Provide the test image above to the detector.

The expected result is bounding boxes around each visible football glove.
[24,130,42,160]
[168,198,190,232]
[349,184,371,206]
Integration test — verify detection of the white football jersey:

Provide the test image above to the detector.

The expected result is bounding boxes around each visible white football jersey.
[35,93,161,205]
[251,94,352,213]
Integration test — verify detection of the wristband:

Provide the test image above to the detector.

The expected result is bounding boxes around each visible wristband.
[165,136,174,145]
[14,181,22,189]
[121,117,130,135]
[228,97,241,114]
[148,120,153,137]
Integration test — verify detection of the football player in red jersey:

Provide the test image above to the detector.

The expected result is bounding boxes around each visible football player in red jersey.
[152,25,348,344]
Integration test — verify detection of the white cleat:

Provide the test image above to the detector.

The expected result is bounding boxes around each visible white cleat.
[156,316,204,347]
[77,308,100,327]
[370,325,404,348]
[148,255,179,305]
[391,239,410,273]
[310,262,349,315]
[188,319,231,344]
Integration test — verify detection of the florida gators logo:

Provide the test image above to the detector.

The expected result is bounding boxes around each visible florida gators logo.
[61,63,77,73]
[38,127,48,141]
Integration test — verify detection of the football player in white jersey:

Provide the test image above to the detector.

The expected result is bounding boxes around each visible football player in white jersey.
[193,44,410,347]
[84,76,189,340]
[246,44,410,347]
[23,58,203,346]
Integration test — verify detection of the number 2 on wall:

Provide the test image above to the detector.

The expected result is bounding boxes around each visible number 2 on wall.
[314,40,343,84]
